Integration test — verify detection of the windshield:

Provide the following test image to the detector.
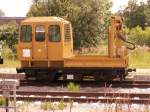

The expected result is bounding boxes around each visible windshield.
[20,25,32,42]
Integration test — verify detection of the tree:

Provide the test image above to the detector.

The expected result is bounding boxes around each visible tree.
[123,0,150,29]
[148,0,150,6]
[0,9,4,16]
[0,22,18,58]
[144,2,150,26]
[27,0,112,49]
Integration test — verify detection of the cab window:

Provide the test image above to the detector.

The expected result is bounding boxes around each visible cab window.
[49,25,60,42]
[35,25,45,41]
[20,25,32,42]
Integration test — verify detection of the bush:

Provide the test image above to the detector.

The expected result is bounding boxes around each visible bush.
[129,48,150,68]
[58,100,66,110]
[40,102,54,110]
[0,22,18,59]
[124,26,150,46]
[2,46,15,59]
[67,82,80,92]
[0,97,6,106]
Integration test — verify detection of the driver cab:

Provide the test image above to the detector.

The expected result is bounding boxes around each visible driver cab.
[17,17,73,67]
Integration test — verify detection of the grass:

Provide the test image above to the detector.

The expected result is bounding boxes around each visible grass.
[58,100,66,110]
[77,46,150,68]
[0,59,20,67]
[0,97,5,106]
[67,82,80,92]
[40,102,54,111]
[40,100,66,111]
[129,49,150,68]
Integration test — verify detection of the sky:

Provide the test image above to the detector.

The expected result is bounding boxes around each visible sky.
[111,0,130,12]
[0,0,32,17]
[112,0,147,12]
[0,0,148,17]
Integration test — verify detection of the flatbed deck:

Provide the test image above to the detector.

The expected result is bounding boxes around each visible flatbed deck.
[64,55,128,68]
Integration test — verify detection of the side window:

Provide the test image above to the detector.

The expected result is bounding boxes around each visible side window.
[20,25,32,42]
[64,24,71,41]
[49,25,60,42]
[35,25,45,42]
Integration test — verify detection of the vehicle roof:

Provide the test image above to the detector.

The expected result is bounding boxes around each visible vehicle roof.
[21,16,69,23]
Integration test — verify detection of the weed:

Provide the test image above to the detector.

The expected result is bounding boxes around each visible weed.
[57,100,66,110]
[129,49,150,68]
[0,97,5,106]
[40,101,54,111]
[0,59,19,67]
[67,82,80,92]
[17,102,26,112]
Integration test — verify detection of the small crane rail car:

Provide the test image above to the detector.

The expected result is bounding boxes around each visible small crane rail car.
[16,16,135,81]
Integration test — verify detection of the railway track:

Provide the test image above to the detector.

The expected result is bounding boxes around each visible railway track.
[0,73,150,105]
[1,91,150,104]
[105,80,150,88]
[20,80,150,88]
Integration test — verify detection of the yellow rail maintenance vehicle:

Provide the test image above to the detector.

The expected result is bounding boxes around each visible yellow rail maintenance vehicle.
[16,16,135,81]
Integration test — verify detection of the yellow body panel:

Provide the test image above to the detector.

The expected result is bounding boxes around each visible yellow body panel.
[18,17,73,67]
[64,55,127,68]
[17,16,128,69]
[32,23,47,59]
[17,43,32,60]
[62,23,74,58]
[22,17,64,23]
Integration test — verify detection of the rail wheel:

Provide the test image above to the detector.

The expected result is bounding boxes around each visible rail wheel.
[95,73,114,81]
[48,72,57,82]
[119,74,126,82]
[25,72,35,80]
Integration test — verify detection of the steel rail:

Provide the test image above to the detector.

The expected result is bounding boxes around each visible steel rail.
[0,73,25,79]
[8,95,150,104]
[4,91,150,99]
[20,80,150,88]
[0,91,150,103]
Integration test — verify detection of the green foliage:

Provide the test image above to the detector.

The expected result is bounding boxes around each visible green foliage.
[0,59,19,67]
[58,100,66,110]
[123,0,150,29]
[0,97,6,106]
[40,102,54,110]
[2,46,14,59]
[67,82,79,92]
[27,0,112,49]
[0,23,18,59]
[17,101,29,112]
[129,49,150,68]
[144,4,150,26]
[124,26,150,46]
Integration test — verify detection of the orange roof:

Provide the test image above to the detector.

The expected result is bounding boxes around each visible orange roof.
[21,16,68,23]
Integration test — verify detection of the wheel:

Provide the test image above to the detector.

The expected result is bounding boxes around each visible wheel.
[24,70,36,80]
[95,73,114,81]
[25,73,35,80]
[119,74,125,82]
[48,71,58,82]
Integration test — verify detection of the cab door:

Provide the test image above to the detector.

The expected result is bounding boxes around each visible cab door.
[33,25,47,59]
[48,24,63,60]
